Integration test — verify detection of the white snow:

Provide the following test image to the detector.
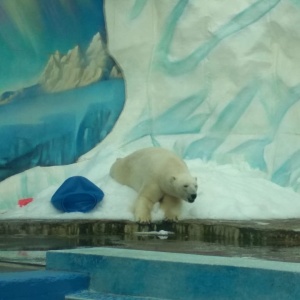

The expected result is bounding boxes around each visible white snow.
[1,137,300,221]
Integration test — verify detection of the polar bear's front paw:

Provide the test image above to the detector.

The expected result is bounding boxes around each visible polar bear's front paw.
[164,212,179,223]
[136,217,151,224]
[164,216,179,223]
[137,219,151,224]
[135,213,152,224]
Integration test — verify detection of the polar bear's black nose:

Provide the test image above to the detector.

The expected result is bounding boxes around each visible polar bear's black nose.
[188,194,197,203]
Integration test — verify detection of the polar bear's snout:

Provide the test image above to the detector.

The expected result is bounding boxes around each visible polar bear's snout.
[182,185,198,203]
[188,193,197,203]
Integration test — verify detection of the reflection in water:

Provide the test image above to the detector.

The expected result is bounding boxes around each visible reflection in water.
[2,229,300,267]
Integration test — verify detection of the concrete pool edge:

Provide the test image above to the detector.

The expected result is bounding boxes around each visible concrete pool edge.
[1,218,300,246]
[47,247,300,300]
[48,246,300,273]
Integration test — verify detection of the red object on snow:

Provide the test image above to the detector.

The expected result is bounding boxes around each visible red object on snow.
[18,198,33,207]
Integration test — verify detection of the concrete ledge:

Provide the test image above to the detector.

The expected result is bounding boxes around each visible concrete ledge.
[2,219,300,246]
[66,290,161,300]
[0,270,89,300]
[47,247,300,300]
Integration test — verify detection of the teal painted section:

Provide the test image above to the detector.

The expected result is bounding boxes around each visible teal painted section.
[290,0,300,7]
[272,149,300,190]
[128,90,208,142]
[47,248,300,300]
[184,82,259,160]
[154,0,281,75]
[0,270,89,300]
[129,0,148,20]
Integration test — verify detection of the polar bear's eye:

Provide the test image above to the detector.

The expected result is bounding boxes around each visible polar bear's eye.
[183,185,188,188]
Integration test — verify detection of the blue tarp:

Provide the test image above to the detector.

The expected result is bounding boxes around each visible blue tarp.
[51,176,104,213]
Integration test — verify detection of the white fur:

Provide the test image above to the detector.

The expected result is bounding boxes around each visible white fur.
[110,147,198,223]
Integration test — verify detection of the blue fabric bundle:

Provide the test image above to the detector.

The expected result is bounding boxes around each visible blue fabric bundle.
[51,176,104,213]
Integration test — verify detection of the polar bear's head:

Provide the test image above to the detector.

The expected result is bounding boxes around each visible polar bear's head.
[170,174,198,203]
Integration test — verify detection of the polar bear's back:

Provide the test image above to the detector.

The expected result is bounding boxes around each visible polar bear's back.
[110,147,188,191]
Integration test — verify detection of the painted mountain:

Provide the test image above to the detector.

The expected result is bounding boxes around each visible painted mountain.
[39,32,122,93]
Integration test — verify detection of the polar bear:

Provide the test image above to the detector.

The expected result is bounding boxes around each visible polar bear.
[110,147,198,223]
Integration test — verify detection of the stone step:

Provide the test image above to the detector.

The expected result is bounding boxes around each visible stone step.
[48,247,300,300]
[66,290,164,300]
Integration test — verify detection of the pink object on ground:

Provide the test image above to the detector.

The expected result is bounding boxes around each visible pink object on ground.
[18,198,33,207]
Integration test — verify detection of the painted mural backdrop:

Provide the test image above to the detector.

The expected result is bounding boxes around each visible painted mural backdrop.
[104,0,300,192]
[0,0,124,180]
[1,0,300,211]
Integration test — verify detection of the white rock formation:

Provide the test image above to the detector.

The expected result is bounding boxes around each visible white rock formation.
[40,32,111,92]
[109,65,123,78]
[79,33,107,87]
